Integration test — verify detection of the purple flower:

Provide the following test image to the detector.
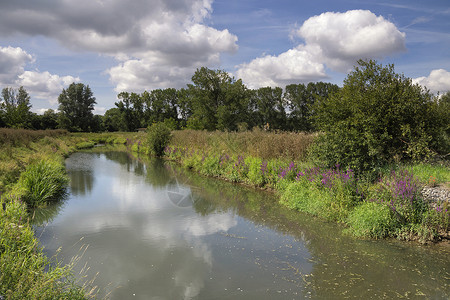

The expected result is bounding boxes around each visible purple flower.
[260,161,268,176]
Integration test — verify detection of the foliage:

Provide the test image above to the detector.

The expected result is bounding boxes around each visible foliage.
[285,82,339,131]
[75,141,96,150]
[106,68,338,132]
[368,170,427,224]
[0,128,68,147]
[15,159,69,207]
[0,198,91,299]
[58,83,97,132]
[281,166,361,222]
[312,59,445,172]
[346,201,399,238]
[0,86,32,128]
[147,122,172,157]
[170,129,315,161]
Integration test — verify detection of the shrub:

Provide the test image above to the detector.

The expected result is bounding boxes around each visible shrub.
[16,159,68,207]
[346,201,399,239]
[312,59,445,172]
[147,122,172,157]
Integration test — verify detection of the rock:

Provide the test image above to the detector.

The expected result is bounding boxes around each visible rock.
[421,184,450,209]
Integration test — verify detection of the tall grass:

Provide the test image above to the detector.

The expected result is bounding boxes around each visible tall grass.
[0,128,68,147]
[171,129,316,160]
[0,198,92,299]
[14,159,69,207]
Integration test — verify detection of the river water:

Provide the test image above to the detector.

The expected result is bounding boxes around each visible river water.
[35,151,450,299]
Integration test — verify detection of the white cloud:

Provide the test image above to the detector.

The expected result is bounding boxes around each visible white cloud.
[17,71,79,104]
[237,10,406,88]
[0,46,78,105]
[297,10,406,72]
[0,0,238,92]
[236,47,327,89]
[0,46,34,84]
[412,69,450,94]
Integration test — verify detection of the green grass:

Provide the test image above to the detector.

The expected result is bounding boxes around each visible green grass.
[0,198,92,299]
[0,129,95,299]
[345,201,399,239]
[13,159,69,207]
[406,162,450,186]
[75,141,96,150]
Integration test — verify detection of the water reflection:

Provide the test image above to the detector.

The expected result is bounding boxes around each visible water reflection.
[35,151,450,299]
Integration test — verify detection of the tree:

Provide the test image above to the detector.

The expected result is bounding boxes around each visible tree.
[252,87,286,130]
[143,88,179,127]
[41,109,59,130]
[58,83,96,132]
[284,82,339,131]
[187,67,243,130]
[103,107,127,132]
[312,60,444,172]
[0,86,32,128]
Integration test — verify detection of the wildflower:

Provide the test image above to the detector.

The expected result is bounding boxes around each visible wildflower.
[260,161,268,176]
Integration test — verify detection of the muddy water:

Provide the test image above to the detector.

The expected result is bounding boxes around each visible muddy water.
[35,151,450,299]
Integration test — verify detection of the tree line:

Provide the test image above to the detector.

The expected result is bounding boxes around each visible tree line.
[0,67,339,132]
[105,67,339,132]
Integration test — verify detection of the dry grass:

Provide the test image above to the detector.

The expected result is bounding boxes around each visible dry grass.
[0,128,68,147]
[171,128,317,160]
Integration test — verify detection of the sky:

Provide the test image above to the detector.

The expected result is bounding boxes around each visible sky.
[0,0,449,115]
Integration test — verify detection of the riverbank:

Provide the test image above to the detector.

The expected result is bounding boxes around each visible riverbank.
[110,129,448,244]
[0,129,96,299]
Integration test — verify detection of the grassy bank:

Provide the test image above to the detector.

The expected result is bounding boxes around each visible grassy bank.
[0,128,95,299]
[111,129,448,243]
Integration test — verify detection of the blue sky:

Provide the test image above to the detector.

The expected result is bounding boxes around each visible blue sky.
[0,0,449,114]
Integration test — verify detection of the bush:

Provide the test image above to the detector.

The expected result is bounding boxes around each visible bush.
[312,59,445,172]
[147,122,172,157]
[346,201,399,239]
[16,159,68,207]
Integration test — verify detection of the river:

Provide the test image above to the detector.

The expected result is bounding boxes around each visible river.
[34,151,450,299]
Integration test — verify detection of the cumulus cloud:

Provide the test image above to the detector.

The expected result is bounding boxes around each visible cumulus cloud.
[0,46,78,105]
[237,10,406,88]
[0,46,34,84]
[412,69,450,94]
[236,47,326,89]
[17,71,79,104]
[0,0,238,92]
[297,10,406,72]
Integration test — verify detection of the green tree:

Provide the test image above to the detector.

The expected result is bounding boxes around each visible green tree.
[0,86,32,128]
[143,88,179,126]
[285,82,339,131]
[252,87,286,130]
[115,92,138,132]
[58,83,96,132]
[187,67,249,131]
[312,60,445,172]
[147,122,172,157]
[103,107,127,131]
[41,109,59,130]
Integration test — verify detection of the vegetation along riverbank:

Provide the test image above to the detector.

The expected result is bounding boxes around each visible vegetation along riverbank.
[0,129,98,299]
